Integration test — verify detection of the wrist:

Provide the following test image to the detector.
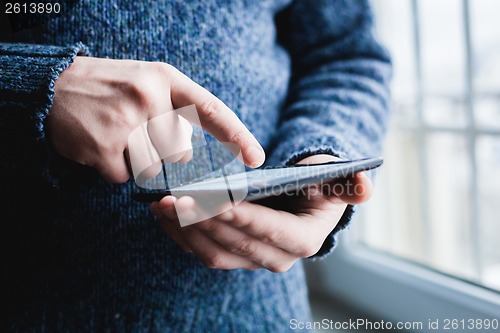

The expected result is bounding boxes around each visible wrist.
[295,154,342,165]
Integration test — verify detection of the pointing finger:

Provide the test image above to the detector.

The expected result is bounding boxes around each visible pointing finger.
[169,69,265,168]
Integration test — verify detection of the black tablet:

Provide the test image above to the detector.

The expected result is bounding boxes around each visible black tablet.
[132,157,383,202]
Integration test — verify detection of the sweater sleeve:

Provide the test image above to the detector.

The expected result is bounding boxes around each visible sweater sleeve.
[267,0,392,257]
[0,42,88,184]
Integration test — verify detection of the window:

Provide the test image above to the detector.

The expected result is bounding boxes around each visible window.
[354,0,500,291]
[305,0,500,327]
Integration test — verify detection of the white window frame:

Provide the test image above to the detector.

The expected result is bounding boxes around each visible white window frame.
[307,0,500,329]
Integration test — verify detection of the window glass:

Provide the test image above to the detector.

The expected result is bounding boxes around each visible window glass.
[477,135,500,290]
[358,0,500,291]
[420,0,467,127]
[471,0,500,130]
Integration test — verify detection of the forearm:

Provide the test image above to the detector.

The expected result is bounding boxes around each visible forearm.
[267,0,392,167]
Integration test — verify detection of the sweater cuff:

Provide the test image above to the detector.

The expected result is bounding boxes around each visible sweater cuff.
[0,42,89,187]
[0,42,89,141]
[265,133,363,168]
[309,204,355,259]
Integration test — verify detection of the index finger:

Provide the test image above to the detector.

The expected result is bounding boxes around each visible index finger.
[169,68,265,168]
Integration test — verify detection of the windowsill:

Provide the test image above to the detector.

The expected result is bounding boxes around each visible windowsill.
[308,292,405,333]
[305,234,500,333]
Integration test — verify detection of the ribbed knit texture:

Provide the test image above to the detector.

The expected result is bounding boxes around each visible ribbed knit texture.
[1,0,391,332]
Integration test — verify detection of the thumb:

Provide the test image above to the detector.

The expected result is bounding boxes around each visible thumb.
[332,172,373,205]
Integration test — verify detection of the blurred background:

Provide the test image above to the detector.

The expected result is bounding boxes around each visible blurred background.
[305,0,500,331]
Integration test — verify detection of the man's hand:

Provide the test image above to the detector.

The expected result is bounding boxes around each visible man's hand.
[151,154,373,272]
[47,56,265,183]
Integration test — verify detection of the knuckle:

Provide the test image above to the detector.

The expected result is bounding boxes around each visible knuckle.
[228,129,247,148]
[229,211,248,228]
[100,168,129,184]
[231,237,256,256]
[116,78,150,108]
[202,253,225,269]
[298,245,318,258]
[262,226,284,245]
[132,83,156,112]
[268,261,294,273]
[152,62,179,87]
[298,241,322,258]
[198,220,219,234]
[115,105,139,130]
[99,137,122,156]
[154,62,175,76]
[112,173,131,184]
[200,99,225,123]
[129,71,165,114]
[96,143,112,158]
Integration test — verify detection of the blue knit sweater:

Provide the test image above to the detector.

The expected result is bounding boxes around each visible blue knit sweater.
[1,0,391,332]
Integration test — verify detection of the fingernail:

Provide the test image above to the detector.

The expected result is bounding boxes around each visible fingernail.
[161,196,176,204]
[218,210,234,222]
[247,146,265,168]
